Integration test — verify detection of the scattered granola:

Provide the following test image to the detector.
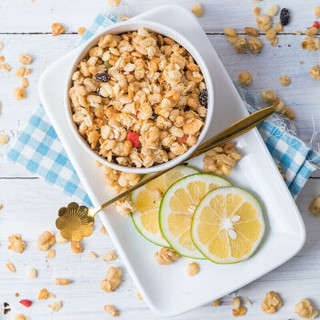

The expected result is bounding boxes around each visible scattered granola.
[315,7,320,18]
[275,22,283,32]
[13,87,27,100]
[186,262,200,276]
[103,166,141,194]
[154,247,180,265]
[108,0,121,6]
[16,66,31,77]
[0,63,12,72]
[48,301,62,312]
[6,262,16,273]
[47,249,56,259]
[266,28,277,40]
[203,143,241,176]
[191,2,204,17]
[232,297,247,317]
[261,291,282,314]
[295,298,318,319]
[248,37,263,54]
[103,251,116,262]
[100,225,108,235]
[78,27,86,35]
[306,26,319,36]
[114,198,134,217]
[71,241,83,254]
[279,75,291,86]
[302,37,320,50]
[38,288,50,300]
[212,298,221,307]
[26,268,37,278]
[120,15,131,22]
[309,195,320,215]
[238,72,253,86]
[0,42,4,51]
[13,315,27,320]
[309,65,320,80]
[69,28,207,168]
[55,231,68,244]
[101,266,122,292]
[253,7,260,16]
[55,278,70,285]
[257,14,272,31]
[104,305,119,317]
[0,56,4,63]
[18,54,33,65]
[21,77,29,88]
[38,231,56,251]
[267,5,279,17]
[89,251,99,258]
[52,23,66,36]
[136,291,143,300]
[244,27,259,36]
[234,36,247,53]
[0,134,9,145]
[8,234,26,253]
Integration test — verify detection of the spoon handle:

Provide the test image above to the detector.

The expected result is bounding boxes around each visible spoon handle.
[89,107,274,217]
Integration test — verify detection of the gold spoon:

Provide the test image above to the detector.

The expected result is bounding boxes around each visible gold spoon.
[56,107,274,241]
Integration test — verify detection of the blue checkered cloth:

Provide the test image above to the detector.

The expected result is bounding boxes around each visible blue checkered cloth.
[6,14,320,206]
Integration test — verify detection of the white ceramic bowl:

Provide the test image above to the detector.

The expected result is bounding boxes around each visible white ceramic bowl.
[65,20,214,173]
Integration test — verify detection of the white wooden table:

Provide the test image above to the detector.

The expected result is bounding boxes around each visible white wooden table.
[0,1,320,319]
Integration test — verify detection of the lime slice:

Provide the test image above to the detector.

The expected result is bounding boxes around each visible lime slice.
[159,174,232,259]
[191,187,265,264]
[131,165,199,247]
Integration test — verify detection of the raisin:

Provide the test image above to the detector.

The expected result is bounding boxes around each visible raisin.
[95,72,110,82]
[280,8,290,26]
[199,89,208,107]
[184,105,191,112]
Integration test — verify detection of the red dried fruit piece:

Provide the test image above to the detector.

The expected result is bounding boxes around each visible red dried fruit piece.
[178,134,189,143]
[313,21,320,28]
[127,132,141,148]
[19,299,32,307]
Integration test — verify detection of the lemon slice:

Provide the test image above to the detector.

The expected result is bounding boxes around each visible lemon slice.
[131,166,199,247]
[191,187,265,264]
[159,174,232,259]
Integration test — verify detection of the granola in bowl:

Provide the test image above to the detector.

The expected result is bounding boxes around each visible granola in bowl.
[67,23,213,172]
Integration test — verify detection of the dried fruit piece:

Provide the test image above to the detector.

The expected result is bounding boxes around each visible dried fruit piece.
[52,23,65,36]
[104,305,119,317]
[127,132,140,148]
[186,262,200,276]
[95,72,110,82]
[19,300,32,308]
[238,72,253,86]
[6,262,16,272]
[280,8,290,26]
[261,291,282,314]
[309,195,320,214]
[313,21,320,28]
[295,298,318,319]
[199,89,208,106]
[191,2,204,17]
[279,75,291,86]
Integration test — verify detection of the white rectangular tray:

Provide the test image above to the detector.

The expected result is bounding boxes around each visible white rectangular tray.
[39,5,305,317]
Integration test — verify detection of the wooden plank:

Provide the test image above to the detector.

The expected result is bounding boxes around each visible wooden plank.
[0,0,320,33]
[0,172,318,319]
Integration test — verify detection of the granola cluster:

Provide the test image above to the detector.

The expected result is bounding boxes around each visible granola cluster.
[8,234,26,253]
[295,298,318,319]
[101,266,122,292]
[154,247,180,265]
[261,291,282,314]
[203,143,241,176]
[232,297,247,317]
[69,28,208,168]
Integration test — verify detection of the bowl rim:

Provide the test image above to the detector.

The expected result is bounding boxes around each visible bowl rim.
[64,19,214,173]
